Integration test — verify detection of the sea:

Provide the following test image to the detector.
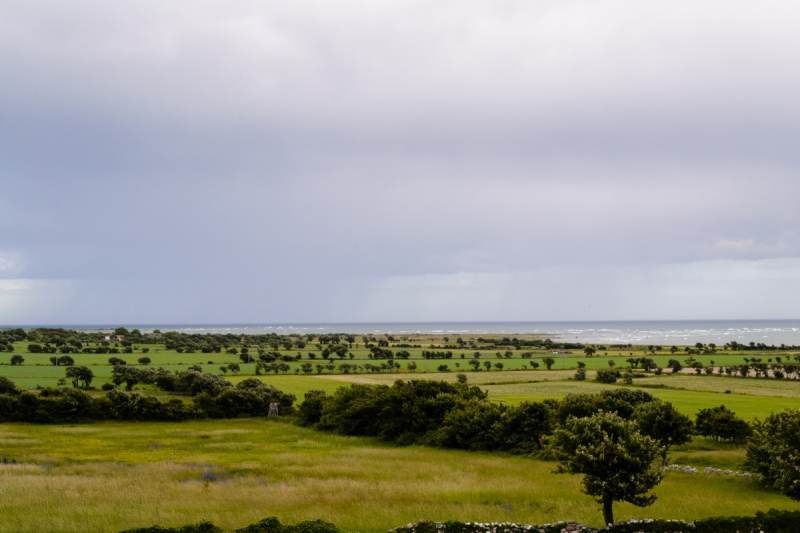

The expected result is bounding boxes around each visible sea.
[22,320,800,346]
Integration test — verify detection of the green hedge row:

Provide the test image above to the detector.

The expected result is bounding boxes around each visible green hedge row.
[118,517,340,533]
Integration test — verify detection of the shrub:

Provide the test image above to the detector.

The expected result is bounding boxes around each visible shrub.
[595,367,617,383]
[0,376,18,395]
[102,383,116,391]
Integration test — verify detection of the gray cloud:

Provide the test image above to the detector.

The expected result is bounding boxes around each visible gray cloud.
[1,1,800,323]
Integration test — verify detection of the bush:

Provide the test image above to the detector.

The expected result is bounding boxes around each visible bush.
[118,516,342,533]
[595,368,617,383]
[118,520,222,533]
[746,409,800,500]
[0,376,18,395]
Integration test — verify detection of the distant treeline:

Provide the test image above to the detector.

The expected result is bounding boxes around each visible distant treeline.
[0,372,295,423]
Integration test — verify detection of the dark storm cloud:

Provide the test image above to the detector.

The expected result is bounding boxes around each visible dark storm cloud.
[2,0,800,323]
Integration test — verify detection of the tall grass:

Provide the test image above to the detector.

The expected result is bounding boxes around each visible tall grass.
[0,419,797,533]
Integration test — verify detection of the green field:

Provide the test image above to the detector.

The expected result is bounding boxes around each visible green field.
[1,419,797,533]
[4,336,800,532]
[3,337,795,391]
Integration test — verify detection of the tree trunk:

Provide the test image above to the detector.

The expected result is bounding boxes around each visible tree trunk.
[603,496,614,525]
[662,449,668,468]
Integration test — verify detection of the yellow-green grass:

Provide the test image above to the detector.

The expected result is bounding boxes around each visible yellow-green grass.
[488,383,800,421]
[0,419,796,533]
[635,373,800,397]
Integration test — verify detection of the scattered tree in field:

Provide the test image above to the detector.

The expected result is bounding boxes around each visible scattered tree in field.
[640,358,657,371]
[407,361,417,371]
[456,373,467,383]
[50,355,75,366]
[575,368,587,381]
[553,411,663,525]
[226,362,240,375]
[584,347,596,357]
[437,364,450,372]
[595,368,617,383]
[10,354,24,365]
[634,401,693,467]
[219,366,228,374]
[542,357,556,370]
[623,368,634,384]
[607,360,616,368]
[65,365,94,388]
[137,357,151,365]
[483,361,492,371]
[667,359,682,373]
[494,362,504,370]
[468,359,480,371]
[696,405,751,442]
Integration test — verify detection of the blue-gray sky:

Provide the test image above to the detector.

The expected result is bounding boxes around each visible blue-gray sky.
[2,1,800,324]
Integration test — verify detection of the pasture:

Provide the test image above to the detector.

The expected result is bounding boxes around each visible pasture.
[1,419,798,533]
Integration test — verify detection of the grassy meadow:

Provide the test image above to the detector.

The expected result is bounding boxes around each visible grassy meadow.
[1,419,798,533]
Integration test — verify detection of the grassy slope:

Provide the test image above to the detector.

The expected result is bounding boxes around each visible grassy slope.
[0,419,797,533]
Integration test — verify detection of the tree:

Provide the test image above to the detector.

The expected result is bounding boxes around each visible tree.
[622,368,634,384]
[10,354,24,365]
[607,360,616,368]
[542,357,556,370]
[219,365,228,374]
[746,409,800,500]
[574,368,587,381]
[138,357,151,365]
[553,411,663,525]
[595,368,617,383]
[483,361,492,371]
[667,359,682,373]
[468,359,480,371]
[640,358,657,371]
[584,347,596,357]
[65,365,94,388]
[227,362,241,375]
[695,405,750,442]
[407,362,417,371]
[494,362,504,371]
[633,401,694,467]
[456,373,467,384]
[0,375,18,394]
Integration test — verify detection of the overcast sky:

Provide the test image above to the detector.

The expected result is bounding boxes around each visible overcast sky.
[2,0,800,325]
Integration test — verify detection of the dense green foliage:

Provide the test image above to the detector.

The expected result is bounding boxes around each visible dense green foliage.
[745,409,800,500]
[633,401,694,466]
[118,516,341,533]
[552,411,663,525]
[0,372,295,423]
